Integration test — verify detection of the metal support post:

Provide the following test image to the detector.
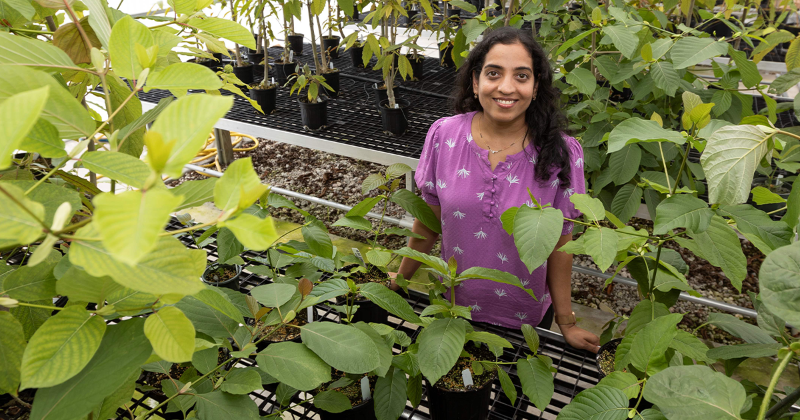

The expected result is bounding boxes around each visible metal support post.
[214,128,234,166]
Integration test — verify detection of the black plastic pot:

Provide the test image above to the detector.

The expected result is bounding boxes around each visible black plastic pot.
[319,398,375,420]
[426,376,494,420]
[406,9,418,24]
[248,52,264,65]
[350,45,366,68]
[406,54,424,80]
[288,34,304,55]
[233,64,254,85]
[201,263,242,291]
[379,98,410,136]
[250,85,277,115]
[446,7,461,18]
[337,296,389,324]
[322,36,341,59]
[323,70,340,98]
[439,42,455,68]
[274,61,298,86]
[254,307,316,353]
[298,97,328,130]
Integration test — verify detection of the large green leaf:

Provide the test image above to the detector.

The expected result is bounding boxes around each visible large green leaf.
[194,288,244,324]
[610,184,642,223]
[187,17,256,49]
[80,151,150,189]
[570,193,605,221]
[0,65,94,139]
[359,282,422,324]
[70,231,207,296]
[556,385,630,420]
[0,312,26,395]
[717,204,791,255]
[607,118,685,153]
[760,241,800,327]
[700,125,771,205]
[629,313,682,375]
[83,0,111,50]
[250,283,296,308]
[313,390,351,413]
[626,300,670,336]
[518,355,554,412]
[597,372,640,400]
[2,251,59,301]
[301,322,381,373]
[213,157,268,215]
[19,119,65,158]
[0,32,79,71]
[255,342,331,391]
[566,67,596,96]
[674,215,746,291]
[0,86,48,170]
[220,368,262,394]
[144,306,196,363]
[2,180,81,227]
[670,37,729,69]
[346,196,383,217]
[105,74,145,158]
[222,213,278,251]
[10,300,50,341]
[653,194,713,234]
[30,318,152,420]
[194,390,260,420]
[706,343,782,360]
[649,60,680,96]
[644,365,745,419]
[512,205,564,274]
[20,306,106,389]
[608,144,641,185]
[301,223,334,259]
[417,318,467,385]
[215,227,243,264]
[150,94,233,178]
[108,15,154,80]
[56,266,121,304]
[603,24,639,58]
[374,366,408,420]
[706,313,776,344]
[583,227,618,272]
[351,322,392,377]
[173,178,217,211]
[669,330,712,363]
[390,189,441,234]
[175,296,240,339]
[393,247,449,275]
[0,182,45,245]
[727,46,761,88]
[459,267,536,299]
[146,62,222,91]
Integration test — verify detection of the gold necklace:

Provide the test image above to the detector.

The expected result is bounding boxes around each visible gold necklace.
[479,113,526,154]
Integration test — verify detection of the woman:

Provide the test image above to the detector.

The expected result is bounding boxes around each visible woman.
[391,27,600,353]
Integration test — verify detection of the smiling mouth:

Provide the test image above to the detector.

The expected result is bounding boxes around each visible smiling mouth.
[494,98,518,106]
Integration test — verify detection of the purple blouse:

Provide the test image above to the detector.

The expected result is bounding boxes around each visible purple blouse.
[415,111,585,329]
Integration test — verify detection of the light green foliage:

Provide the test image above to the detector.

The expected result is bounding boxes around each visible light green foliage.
[570,194,605,221]
[250,283,296,307]
[301,322,381,373]
[0,312,26,394]
[80,151,151,189]
[629,313,682,375]
[644,365,746,419]
[598,371,640,399]
[220,368,263,394]
[222,213,278,250]
[653,194,713,234]
[417,318,468,385]
[508,205,564,273]
[256,342,331,391]
[0,86,49,170]
[0,182,45,245]
[701,125,771,205]
[607,118,685,153]
[108,15,155,80]
[759,241,800,326]
[0,32,78,71]
[674,215,746,291]
[144,306,196,363]
[374,366,408,420]
[556,386,630,420]
[146,62,223,91]
[518,355,554,412]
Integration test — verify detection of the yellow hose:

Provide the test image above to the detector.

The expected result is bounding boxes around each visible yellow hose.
[190,131,259,177]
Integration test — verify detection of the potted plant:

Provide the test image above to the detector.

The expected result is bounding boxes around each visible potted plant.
[435,15,458,68]
[227,0,257,85]
[305,0,341,98]
[289,63,333,130]
[321,0,345,59]
[402,0,436,80]
[284,0,305,55]
[272,0,302,85]
[249,1,279,114]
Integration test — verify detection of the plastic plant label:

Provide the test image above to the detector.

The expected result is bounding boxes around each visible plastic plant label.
[289,51,294,62]
[329,62,334,69]
[307,307,314,323]
[352,248,365,264]
[361,376,371,400]
[271,77,275,84]
[462,369,474,388]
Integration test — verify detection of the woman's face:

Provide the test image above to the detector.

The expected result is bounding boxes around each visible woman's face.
[472,42,537,125]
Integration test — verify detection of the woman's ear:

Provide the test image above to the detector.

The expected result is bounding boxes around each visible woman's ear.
[472,71,479,95]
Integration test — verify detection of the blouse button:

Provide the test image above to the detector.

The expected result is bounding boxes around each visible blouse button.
[489,212,494,217]
[490,200,496,205]
[491,188,496,193]
[492,175,497,180]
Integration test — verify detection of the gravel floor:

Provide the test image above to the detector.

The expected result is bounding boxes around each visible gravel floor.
[170,136,781,344]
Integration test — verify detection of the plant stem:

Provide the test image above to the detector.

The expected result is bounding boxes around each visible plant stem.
[53,217,92,235]
[0,185,49,232]
[648,243,663,295]
[161,220,217,236]
[670,144,690,195]
[10,27,53,34]
[767,206,788,215]
[15,302,65,311]
[765,381,800,419]
[11,394,31,409]
[658,142,672,194]
[757,351,795,420]
[64,0,93,59]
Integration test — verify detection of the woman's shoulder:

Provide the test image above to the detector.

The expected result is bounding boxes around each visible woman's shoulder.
[561,132,583,159]
[429,113,475,135]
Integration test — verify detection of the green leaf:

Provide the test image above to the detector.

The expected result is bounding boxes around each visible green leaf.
[390,189,441,234]
[649,60,680,96]
[359,282,422,324]
[566,67,597,96]
[459,267,536,299]
[760,241,800,327]
[608,144,641,185]
[105,74,145,158]
[117,96,173,150]
[385,163,413,180]
[80,151,150,189]
[215,227,243,264]
[653,194,713,234]
[108,15,154,80]
[670,37,729,69]
[0,312,26,395]
[610,184,642,223]
[2,251,59,301]
[570,194,605,221]
[706,313,776,344]
[717,204,791,255]
[598,371,640,399]
[83,0,111,50]
[220,368,262,394]
[192,347,219,374]
[556,28,599,56]
[465,331,512,350]
[302,223,334,259]
[751,186,786,205]
[394,247,448,276]
[251,283,296,308]
[644,365,746,419]
[583,227,618,272]
[146,62,222,91]
[361,173,386,194]
[512,206,564,273]
[19,119,65,158]
[497,368,517,406]
[700,124,770,206]
[144,306,195,363]
[366,249,391,267]
[449,0,476,12]
[557,385,630,420]
[607,118,685,153]
[346,196,383,217]
[301,322,381,373]
[314,390,352,413]
[194,288,244,324]
[674,215,746,291]
[0,182,45,245]
[417,318,467,384]
[222,213,278,251]
[188,17,255,49]
[517,355,554,412]
[3,180,81,227]
[727,46,761,88]
[95,370,138,420]
[669,330,712,363]
[173,178,217,211]
[29,318,152,420]
[0,32,78,71]
[521,324,540,353]
[706,343,782,360]
[150,94,233,178]
[255,342,331,391]
[351,322,392,377]
[384,227,425,239]
[20,305,106,389]
[0,86,49,170]
[626,300,670,336]
[374,366,407,420]
[0,66,94,139]
[629,313,682,375]
[10,300,51,341]
[194,390,260,420]
[56,266,120,304]
[175,296,239,339]
[603,24,639,58]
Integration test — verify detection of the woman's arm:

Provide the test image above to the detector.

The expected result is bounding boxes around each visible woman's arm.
[389,205,441,290]
[546,233,600,353]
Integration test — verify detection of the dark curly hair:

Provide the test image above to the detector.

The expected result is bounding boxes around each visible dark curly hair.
[452,27,571,187]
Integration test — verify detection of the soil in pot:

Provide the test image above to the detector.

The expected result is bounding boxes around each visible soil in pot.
[406,54,424,80]
[316,371,377,420]
[298,97,328,130]
[322,36,341,59]
[288,34,305,55]
[202,263,242,291]
[0,388,35,420]
[596,338,652,410]
[233,64,255,85]
[338,265,390,324]
[323,70,340,98]
[350,44,366,68]
[439,42,455,68]
[250,84,278,115]
[379,98,411,136]
[274,61,298,86]
[426,344,497,420]
[254,307,310,353]
[371,83,402,108]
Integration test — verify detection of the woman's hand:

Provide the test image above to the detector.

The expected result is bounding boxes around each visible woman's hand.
[387,272,400,291]
[561,324,600,353]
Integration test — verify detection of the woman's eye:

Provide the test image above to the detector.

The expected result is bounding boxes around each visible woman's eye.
[518,73,529,79]
[487,71,498,77]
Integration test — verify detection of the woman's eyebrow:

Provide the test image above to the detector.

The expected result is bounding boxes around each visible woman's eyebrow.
[484,64,533,72]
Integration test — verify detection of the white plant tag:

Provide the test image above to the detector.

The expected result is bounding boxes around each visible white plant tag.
[462,369,474,388]
[394,103,400,109]
[352,248,365,264]
[307,307,314,323]
[329,62,334,69]
[271,77,275,84]
[361,376,371,400]
[289,50,294,62]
